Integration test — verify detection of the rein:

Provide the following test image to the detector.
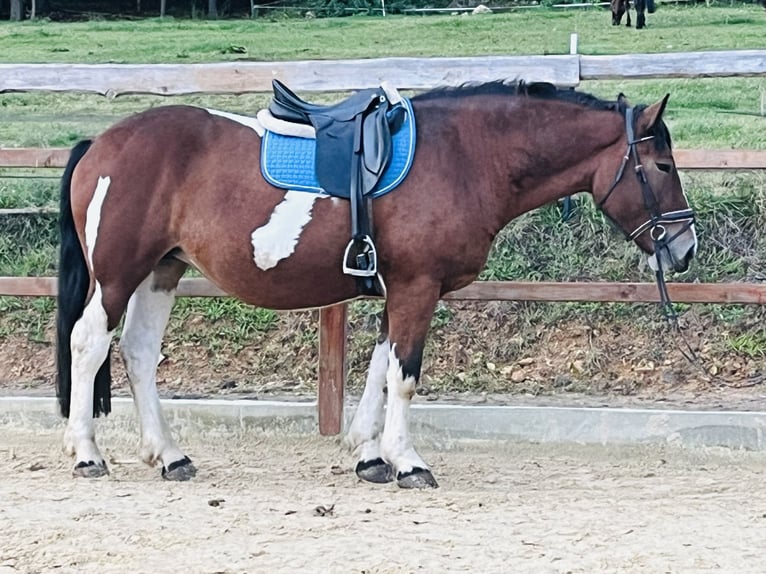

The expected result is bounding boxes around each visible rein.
[597,106,695,323]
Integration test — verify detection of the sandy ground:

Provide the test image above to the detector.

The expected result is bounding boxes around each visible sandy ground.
[0,427,765,574]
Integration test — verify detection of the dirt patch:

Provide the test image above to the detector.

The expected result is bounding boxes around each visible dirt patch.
[1,428,764,573]
[1,303,764,410]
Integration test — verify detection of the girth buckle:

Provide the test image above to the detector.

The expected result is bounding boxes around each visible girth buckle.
[343,235,378,277]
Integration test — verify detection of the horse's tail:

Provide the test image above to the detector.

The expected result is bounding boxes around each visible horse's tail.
[56,139,112,419]
[647,0,656,13]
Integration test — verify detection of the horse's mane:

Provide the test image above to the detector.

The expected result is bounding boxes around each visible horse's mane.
[412,80,618,111]
[413,80,671,150]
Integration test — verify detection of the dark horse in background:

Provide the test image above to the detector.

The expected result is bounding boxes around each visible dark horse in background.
[56,80,696,489]
[612,0,656,29]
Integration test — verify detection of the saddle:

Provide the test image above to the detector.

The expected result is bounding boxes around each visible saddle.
[268,80,406,294]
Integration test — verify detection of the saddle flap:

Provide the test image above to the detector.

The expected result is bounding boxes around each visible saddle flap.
[361,106,393,186]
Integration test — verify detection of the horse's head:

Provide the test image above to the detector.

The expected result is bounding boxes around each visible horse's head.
[593,94,697,274]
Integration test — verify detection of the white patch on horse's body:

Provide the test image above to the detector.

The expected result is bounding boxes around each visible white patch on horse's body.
[206,108,265,137]
[379,345,430,474]
[120,273,187,468]
[84,176,111,267]
[250,191,321,271]
[346,339,390,462]
[64,281,114,468]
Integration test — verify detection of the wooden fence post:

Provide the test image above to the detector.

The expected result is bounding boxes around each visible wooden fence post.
[318,304,347,435]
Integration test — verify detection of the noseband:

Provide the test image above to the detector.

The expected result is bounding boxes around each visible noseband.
[597,106,695,320]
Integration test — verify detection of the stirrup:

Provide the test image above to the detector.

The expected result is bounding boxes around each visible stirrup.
[342,235,378,277]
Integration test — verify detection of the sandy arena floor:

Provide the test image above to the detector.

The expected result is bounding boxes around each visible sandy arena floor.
[0,425,765,574]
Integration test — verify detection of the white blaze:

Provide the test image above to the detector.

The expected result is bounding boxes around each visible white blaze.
[84,176,111,267]
[250,191,320,271]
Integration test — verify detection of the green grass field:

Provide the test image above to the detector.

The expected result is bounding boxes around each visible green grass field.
[1,4,766,391]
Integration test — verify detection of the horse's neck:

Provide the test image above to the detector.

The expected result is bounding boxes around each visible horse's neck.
[481,104,623,229]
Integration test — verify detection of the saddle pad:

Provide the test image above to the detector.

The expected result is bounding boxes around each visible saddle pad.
[260,98,416,199]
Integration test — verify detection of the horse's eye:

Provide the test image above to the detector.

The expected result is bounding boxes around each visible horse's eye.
[656,162,672,173]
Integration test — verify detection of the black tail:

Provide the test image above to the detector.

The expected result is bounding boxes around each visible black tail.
[56,140,112,419]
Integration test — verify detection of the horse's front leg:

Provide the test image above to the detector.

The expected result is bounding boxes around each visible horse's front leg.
[379,284,440,489]
[345,332,394,484]
[119,264,196,481]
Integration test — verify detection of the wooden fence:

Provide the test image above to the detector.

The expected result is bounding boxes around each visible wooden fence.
[2,51,766,434]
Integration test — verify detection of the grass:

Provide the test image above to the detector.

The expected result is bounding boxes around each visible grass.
[2,4,766,387]
[0,5,764,62]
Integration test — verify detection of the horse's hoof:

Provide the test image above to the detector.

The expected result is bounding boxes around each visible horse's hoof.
[73,460,109,478]
[397,467,439,489]
[162,456,197,481]
[355,458,394,484]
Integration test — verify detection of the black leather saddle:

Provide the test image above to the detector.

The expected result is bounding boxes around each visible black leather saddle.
[268,80,406,292]
[269,80,404,200]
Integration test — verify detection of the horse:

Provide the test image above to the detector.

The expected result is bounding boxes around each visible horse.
[611,0,656,29]
[56,80,697,489]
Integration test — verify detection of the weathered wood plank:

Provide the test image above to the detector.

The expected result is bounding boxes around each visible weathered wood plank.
[0,148,71,168]
[2,51,765,98]
[673,149,766,170]
[445,281,766,304]
[318,305,347,436]
[580,50,766,80]
[4,277,766,304]
[0,56,579,96]
[4,147,766,171]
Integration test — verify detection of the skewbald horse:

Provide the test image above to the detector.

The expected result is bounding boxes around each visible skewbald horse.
[57,81,697,488]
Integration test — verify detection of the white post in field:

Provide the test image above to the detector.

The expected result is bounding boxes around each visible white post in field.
[570,33,579,55]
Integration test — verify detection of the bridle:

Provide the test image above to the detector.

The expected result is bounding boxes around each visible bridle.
[597,106,695,321]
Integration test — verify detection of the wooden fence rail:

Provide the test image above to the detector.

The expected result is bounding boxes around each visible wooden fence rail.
[4,147,766,172]
[3,51,766,434]
[3,50,766,95]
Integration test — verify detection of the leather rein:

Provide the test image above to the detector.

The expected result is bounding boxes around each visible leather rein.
[597,106,695,322]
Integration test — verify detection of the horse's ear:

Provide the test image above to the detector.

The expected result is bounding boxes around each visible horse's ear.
[641,93,670,130]
[617,93,630,107]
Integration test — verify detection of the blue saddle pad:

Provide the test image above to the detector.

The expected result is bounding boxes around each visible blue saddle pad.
[260,98,416,199]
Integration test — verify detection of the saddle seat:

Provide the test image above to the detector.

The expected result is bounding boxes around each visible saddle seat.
[270,80,389,125]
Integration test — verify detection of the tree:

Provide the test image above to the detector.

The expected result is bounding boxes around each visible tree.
[208,0,217,18]
[10,0,24,20]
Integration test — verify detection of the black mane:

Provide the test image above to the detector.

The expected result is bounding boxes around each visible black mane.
[412,80,671,150]
[412,80,620,112]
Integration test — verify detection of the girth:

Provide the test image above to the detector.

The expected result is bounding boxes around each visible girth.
[269,80,406,295]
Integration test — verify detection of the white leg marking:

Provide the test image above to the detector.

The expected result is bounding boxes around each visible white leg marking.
[84,176,110,267]
[120,274,186,468]
[64,282,113,467]
[250,191,320,271]
[206,108,265,137]
[346,339,390,462]
[380,346,429,475]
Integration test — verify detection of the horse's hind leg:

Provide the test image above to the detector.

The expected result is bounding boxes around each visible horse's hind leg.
[346,307,394,484]
[119,258,196,481]
[64,283,114,477]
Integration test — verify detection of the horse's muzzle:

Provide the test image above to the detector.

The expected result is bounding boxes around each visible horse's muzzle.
[673,245,695,273]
